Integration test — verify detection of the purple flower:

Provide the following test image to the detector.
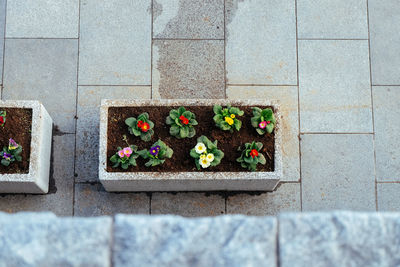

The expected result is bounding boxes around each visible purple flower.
[8,138,18,150]
[2,152,12,160]
[149,146,159,156]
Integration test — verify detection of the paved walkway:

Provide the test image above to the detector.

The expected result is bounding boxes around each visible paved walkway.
[0,0,399,216]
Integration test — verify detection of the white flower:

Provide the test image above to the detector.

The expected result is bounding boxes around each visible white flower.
[195,142,206,154]
[200,158,211,168]
[206,153,214,162]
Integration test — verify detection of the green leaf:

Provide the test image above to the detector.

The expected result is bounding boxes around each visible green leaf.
[174,118,182,127]
[112,162,120,168]
[121,163,129,169]
[244,156,254,164]
[182,110,192,119]
[251,117,260,128]
[178,106,186,115]
[219,121,231,131]
[258,153,266,165]
[266,123,275,134]
[165,147,174,158]
[233,119,242,131]
[180,127,189,138]
[129,157,137,166]
[190,119,198,125]
[188,127,196,138]
[132,127,141,136]
[256,128,265,135]
[252,107,262,116]
[125,117,136,127]
[170,125,180,136]
[213,114,223,123]
[213,104,222,115]
[169,109,179,120]
[148,120,154,129]
[229,107,240,114]
[138,149,149,159]
[166,116,174,125]
[261,108,273,117]
[237,109,244,116]
[255,142,263,151]
[145,160,153,167]
[1,159,9,166]
[236,157,243,163]
[195,160,200,170]
[141,131,152,142]
[190,149,200,159]
[110,155,118,163]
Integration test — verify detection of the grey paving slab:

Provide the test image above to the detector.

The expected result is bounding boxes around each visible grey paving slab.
[297,0,368,39]
[152,40,224,99]
[377,183,400,211]
[76,86,151,182]
[3,39,78,133]
[0,135,75,216]
[0,0,5,85]
[79,0,151,85]
[0,212,111,267]
[74,183,149,216]
[227,183,301,216]
[279,212,400,267]
[113,215,277,267]
[299,40,372,133]
[301,134,376,211]
[373,86,400,181]
[227,86,300,181]
[225,0,297,85]
[6,0,79,38]
[151,193,225,217]
[153,0,224,39]
[369,0,400,85]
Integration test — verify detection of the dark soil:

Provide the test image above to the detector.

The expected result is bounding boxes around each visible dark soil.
[107,106,275,172]
[0,108,32,174]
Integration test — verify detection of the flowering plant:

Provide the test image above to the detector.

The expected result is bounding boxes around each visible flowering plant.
[213,104,244,132]
[138,139,173,167]
[0,110,6,127]
[251,107,276,135]
[125,112,154,142]
[236,141,266,171]
[109,145,139,169]
[166,106,198,139]
[1,138,22,166]
[190,135,224,170]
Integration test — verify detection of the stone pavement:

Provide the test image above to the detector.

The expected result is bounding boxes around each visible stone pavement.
[0,0,399,216]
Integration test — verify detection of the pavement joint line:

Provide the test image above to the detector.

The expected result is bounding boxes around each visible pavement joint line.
[298,38,369,41]
[223,0,226,99]
[150,0,153,99]
[227,84,298,87]
[377,181,400,184]
[372,84,400,86]
[5,37,79,40]
[152,38,225,41]
[300,132,374,135]
[0,0,6,98]
[78,84,152,87]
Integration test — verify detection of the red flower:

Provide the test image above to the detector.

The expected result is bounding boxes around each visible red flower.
[0,116,4,124]
[137,120,144,128]
[141,122,150,132]
[266,121,271,124]
[250,149,259,158]
[180,115,189,125]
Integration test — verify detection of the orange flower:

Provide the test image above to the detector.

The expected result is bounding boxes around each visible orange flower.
[250,149,258,158]
[141,122,150,132]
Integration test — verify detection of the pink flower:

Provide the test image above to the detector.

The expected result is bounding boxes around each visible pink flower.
[259,121,267,129]
[118,150,124,158]
[123,147,133,157]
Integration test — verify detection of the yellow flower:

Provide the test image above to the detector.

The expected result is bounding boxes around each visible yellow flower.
[230,114,235,119]
[200,154,206,160]
[225,116,234,125]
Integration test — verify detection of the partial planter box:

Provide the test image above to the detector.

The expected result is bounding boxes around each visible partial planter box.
[0,101,52,193]
[99,99,282,192]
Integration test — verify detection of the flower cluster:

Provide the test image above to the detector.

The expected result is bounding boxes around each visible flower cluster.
[125,112,155,142]
[213,104,244,132]
[236,141,266,171]
[251,107,276,135]
[166,106,198,139]
[0,110,6,127]
[138,139,173,167]
[190,135,224,170]
[1,138,22,167]
[110,145,139,169]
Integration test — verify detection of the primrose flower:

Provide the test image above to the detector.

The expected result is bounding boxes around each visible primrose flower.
[225,116,234,126]
[0,116,4,124]
[200,154,206,160]
[230,114,235,119]
[250,149,259,158]
[206,153,214,162]
[2,152,12,160]
[141,122,150,132]
[195,142,206,154]
[259,121,267,129]
[267,121,271,124]
[118,150,125,158]
[8,138,18,150]
[149,146,159,156]
[155,145,160,151]
[123,147,133,157]
[200,158,211,168]
[137,120,144,128]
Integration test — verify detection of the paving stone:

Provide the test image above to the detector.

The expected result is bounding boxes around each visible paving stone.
[299,40,372,133]
[369,0,400,85]
[79,0,151,85]
[74,183,149,216]
[225,0,297,85]
[377,183,400,211]
[113,214,277,267]
[373,86,400,181]
[279,211,400,267]
[0,135,75,216]
[6,0,79,38]
[76,86,151,182]
[151,193,225,217]
[0,0,5,85]
[0,212,111,267]
[227,183,301,216]
[3,39,78,133]
[152,40,224,99]
[300,134,376,211]
[297,0,368,39]
[227,86,300,181]
[153,0,224,39]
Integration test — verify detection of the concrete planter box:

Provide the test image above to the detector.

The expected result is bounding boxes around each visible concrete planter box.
[99,99,282,192]
[0,101,52,194]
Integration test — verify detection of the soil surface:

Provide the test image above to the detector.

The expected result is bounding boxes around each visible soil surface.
[0,108,32,174]
[107,106,275,172]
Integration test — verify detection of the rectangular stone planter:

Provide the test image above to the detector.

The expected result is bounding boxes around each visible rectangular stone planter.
[0,101,53,194]
[99,99,282,192]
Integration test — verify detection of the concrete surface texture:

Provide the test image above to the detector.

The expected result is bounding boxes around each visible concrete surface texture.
[0,0,399,216]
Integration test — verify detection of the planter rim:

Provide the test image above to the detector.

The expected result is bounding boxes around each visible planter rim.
[99,99,282,191]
